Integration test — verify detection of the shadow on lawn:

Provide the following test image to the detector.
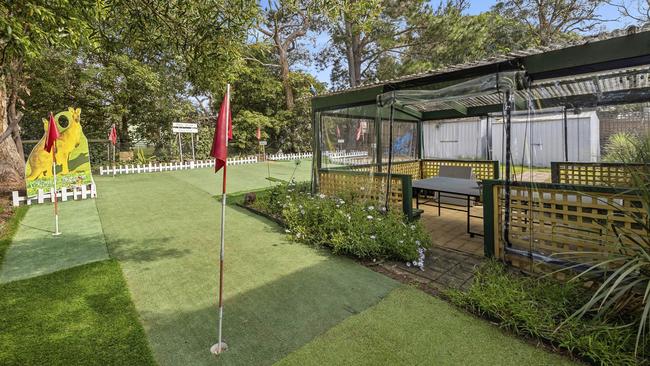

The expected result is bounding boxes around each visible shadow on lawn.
[228,202,286,236]
[140,260,397,366]
[0,232,109,284]
[108,236,192,264]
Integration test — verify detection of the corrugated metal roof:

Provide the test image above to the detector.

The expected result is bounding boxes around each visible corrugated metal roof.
[318,25,650,99]
[402,65,650,113]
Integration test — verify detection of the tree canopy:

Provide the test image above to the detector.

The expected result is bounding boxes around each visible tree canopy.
[0,0,635,192]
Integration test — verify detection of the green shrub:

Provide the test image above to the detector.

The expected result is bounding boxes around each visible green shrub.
[251,182,430,263]
[603,132,642,163]
[447,261,647,365]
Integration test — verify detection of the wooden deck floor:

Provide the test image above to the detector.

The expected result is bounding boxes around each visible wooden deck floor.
[418,201,485,257]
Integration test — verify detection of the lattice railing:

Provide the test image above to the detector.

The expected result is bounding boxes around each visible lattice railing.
[551,161,650,187]
[332,160,421,180]
[318,169,413,218]
[422,159,499,181]
[483,180,649,277]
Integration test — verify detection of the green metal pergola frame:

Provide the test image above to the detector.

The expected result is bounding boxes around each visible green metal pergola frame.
[311,30,650,189]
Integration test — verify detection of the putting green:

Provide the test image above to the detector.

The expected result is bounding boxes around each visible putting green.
[94,170,398,366]
[275,287,578,366]
[166,159,312,196]
[0,199,108,283]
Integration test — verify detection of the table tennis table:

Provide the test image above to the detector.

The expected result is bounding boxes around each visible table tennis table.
[412,176,483,237]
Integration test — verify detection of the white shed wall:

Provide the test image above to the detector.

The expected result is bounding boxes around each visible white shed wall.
[491,111,600,167]
[422,118,487,159]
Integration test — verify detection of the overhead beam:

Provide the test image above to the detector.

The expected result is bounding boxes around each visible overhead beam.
[525,31,650,80]
[421,87,650,121]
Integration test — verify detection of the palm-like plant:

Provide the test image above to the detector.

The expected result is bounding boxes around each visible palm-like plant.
[552,132,650,357]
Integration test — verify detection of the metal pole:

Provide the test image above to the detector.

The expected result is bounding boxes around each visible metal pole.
[113,144,116,177]
[52,146,61,236]
[563,106,569,161]
[216,83,230,354]
[191,133,196,161]
[178,132,183,162]
[503,90,512,247]
[384,102,395,211]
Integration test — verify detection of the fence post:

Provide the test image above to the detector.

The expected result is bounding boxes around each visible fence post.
[482,179,497,258]
[12,191,19,207]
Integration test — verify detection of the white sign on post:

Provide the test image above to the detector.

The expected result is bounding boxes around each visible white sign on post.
[172,127,198,133]
[172,122,198,161]
[259,140,268,146]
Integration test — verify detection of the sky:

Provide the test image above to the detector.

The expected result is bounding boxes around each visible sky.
[294,1,631,86]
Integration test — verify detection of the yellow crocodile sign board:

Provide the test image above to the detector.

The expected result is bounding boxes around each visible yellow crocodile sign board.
[25,108,93,196]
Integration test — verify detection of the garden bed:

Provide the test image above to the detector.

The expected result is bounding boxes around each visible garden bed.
[240,181,430,264]
[446,261,649,366]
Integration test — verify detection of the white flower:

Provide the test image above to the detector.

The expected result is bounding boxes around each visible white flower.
[367,215,373,220]
[399,240,404,244]
[370,235,376,240]
[318,193,326,199]
[285,229,291,233]
[415,240,421,246]
[412,260,418,266]
[406,262,411,267]
[296,232,302,238]
[360,187,365,191]
[367,206,374,211]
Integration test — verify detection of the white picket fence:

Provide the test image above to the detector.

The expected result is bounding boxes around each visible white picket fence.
[12,182,97,207]
[99,156,259,176]
[325,151,370,165]
[267,152,313,161]
[98,153,322,176]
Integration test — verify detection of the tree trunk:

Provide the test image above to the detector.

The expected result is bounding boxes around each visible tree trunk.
[278,47,295,110]
[0,76,25,193]
[344,20,359,87]
[120,114,130,151]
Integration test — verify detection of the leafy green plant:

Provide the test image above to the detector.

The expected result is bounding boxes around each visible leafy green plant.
[448,261,646,365]
[251,181,430,262]
[551,132,650,357]
[134,148,156,165]
[603,132,642,163]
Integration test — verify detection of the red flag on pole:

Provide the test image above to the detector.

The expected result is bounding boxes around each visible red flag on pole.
[108,124,117,145]
[210,88,232,172]
[256,126,261,140]
[210,84,231,356]
[355,122,363,141]
[45,112,61,236]
[44,113,59,153]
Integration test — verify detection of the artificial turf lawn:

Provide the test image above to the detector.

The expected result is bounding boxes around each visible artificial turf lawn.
[167,159,312,196]
[94,169,399,366]
[0,199,109,283]
[276,286,578,366]
[0,260,156,366]
[0,205,27,265]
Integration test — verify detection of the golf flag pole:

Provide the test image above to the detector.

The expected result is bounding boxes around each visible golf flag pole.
[109,124,117,177]
[210,83,232,356]
[52,145,60,235]
[45,113,61,236]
